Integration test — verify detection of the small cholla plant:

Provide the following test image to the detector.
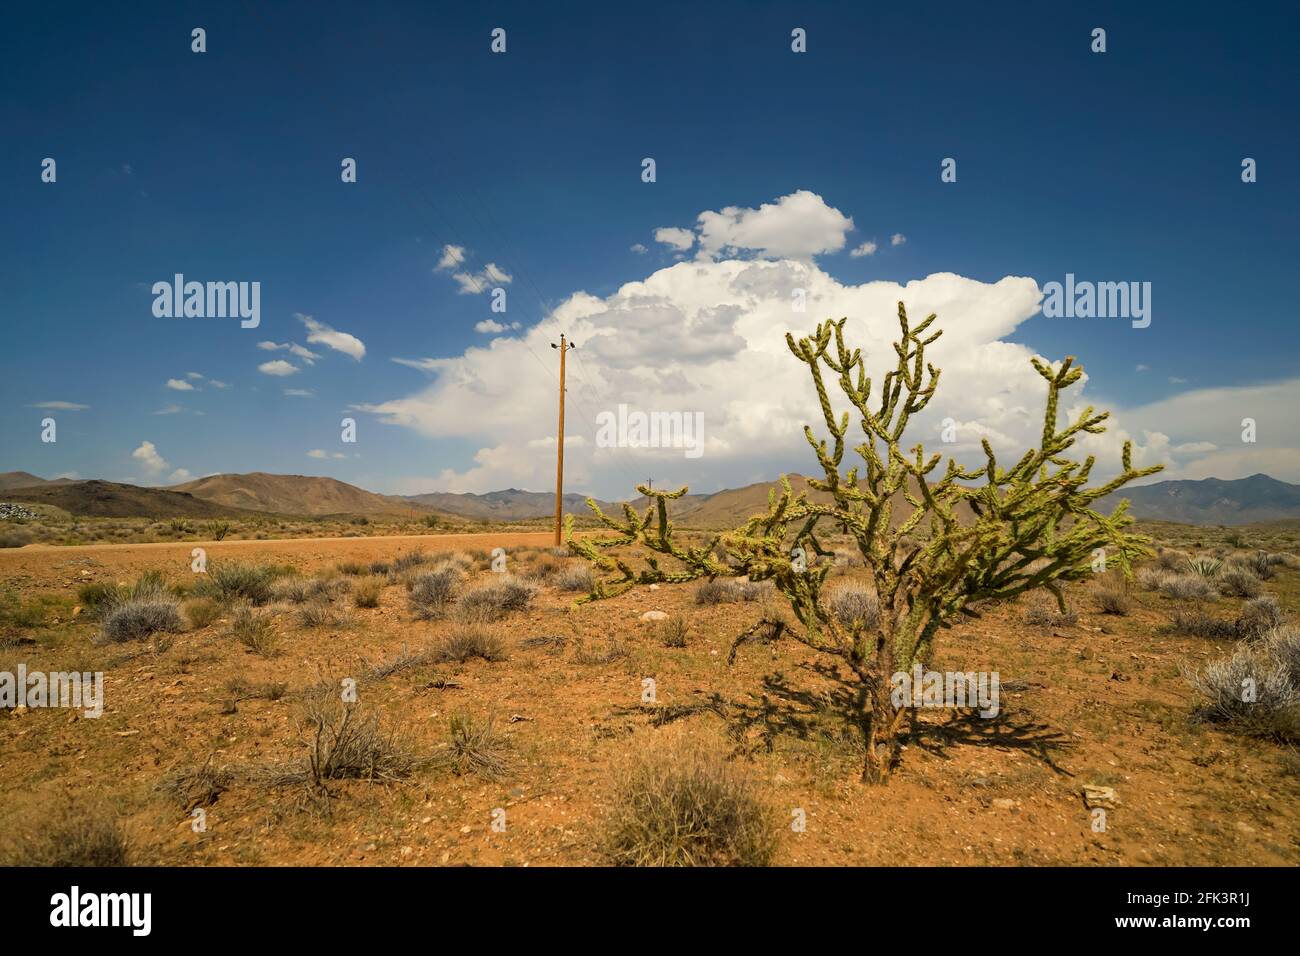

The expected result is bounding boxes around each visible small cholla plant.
[568,304,1162,784]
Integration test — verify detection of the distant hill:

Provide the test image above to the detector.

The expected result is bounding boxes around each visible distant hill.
[173,472,428,517]
[1103,474,1300,526]
[0,471,78,491]
[2,480,253,518]
[404,488,622,521]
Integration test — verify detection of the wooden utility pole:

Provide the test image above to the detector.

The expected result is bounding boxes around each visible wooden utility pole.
[551,335,575,546]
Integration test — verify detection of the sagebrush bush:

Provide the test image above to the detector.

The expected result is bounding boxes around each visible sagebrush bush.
[98,598,183,644]
[0,528,34,548]
[197,562,281,606]
[456,575,536,621]
[1159,573,1219,602]
[183,597,221,629]
[1092,577,1131,615]
[603,735,779,867]
[694,578,765,605]
[433,626,506,663]
[353,577,382,608]
[1135,567,1172,591]
[1187,625,1300,741]
[1155,548,1190,572]
[409,567,462,620]
[554,564,596,592]
[1238,594,1285,638]
[302,696,421,786]
[434,712,511,781]
[392,550,427,573]
[827,581,880,631]
[0,804,129,866]
[1219,567,1263,599]
[657,615,690,648]
[231,606,278,655]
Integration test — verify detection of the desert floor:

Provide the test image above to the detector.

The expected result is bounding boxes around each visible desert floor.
[1,531,1297,866]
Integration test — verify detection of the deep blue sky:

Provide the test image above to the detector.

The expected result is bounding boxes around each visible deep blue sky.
[2,1,1296,493]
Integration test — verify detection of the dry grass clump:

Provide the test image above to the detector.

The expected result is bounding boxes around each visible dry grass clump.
[97,597,183,644]
[0,801,131,867]
[300,695,424,786]
[1024,602,1078,628]
[694,578,766,605]
[432,626,507,663]
[182,596,221,629]
[456,575,536,621]
[656,615,690,648]
[408,566,463,620]
[159,755,237,811]
[272,575,349,604]
[231,606,279,655]
[195,561,284,606]
[1170,594,1285,641]
[1159,573,1220,602]
[554,563,596,592]
[1219,567,1263,598]
[433,712,512,781]
[0,527,34,548]
[298,598,351,629]
[573,639,630,665]
[392,550,428,573]
[827,581,880,630]
[603,733,779,867]
[1187,625,1300,741]
[522,554,565,583]
[353,577,383,608]
[1154,548,1190,572]
[1135,567,1172,591]
[1091,575,1131,615]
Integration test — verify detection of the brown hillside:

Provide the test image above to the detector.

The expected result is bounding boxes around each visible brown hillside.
[2,480,253,518]
[173,472,429,517]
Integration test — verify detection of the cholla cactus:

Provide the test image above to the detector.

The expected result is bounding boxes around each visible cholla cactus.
[568,304,1161,783]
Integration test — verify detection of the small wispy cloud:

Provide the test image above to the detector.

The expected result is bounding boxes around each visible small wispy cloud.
[166,378,195,391]
[850,241,878,258]
[283,388,315,397]
[890,233,907,246]
[296,314,365,360]
[258,360,299,377]
[29,401,88,411]
[307,448,346,460]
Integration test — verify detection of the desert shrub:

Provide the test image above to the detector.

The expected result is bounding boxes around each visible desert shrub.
[231,606,278,655]
[1219,567,1263,599]
[457,575,536,622]
[368,560,392,576]
[158,756,237,811]
[197,562,281,606]
[98,597,183,644]
[1091,577,1131,615]
[183,597,221,629]
[1187,625,1300,741]
[409,567,463,620]
[657,615,690,648]
[302,696,421,785]
[1159,573,1219,602]
[827,581,880,631]
[1154,548,1189,571]
[0,803,129,866]
[433,713,511,781]
[1025,603,1078,628]
[205,520,231,541]
[1185,555,1223,579]
[1238,595,1285,638]
[603,735,779,867]
[694,578,765,605]
[555,564,596,592]
[1135,567,1172,591]
[1245,550,1277,580]
[573,639,630,665]
[353,577,382,609]
[392,550,427,573]
[337,561,367,576]
[1170,607,1240,639]
[298,599,349,629]
[523,554,565,583]
[0,528,34,548]
[433,626,507,663]
[77,581,124,618]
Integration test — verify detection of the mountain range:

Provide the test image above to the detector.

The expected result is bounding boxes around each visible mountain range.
[2,470,1299,528]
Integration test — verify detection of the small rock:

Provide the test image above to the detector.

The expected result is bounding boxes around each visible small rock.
[648,584,660,591]
[1082,784,1119,809]
[992,798,1016,810]
[640,610,668,622]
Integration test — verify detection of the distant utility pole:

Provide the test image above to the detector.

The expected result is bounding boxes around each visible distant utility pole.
[551,334,575,546]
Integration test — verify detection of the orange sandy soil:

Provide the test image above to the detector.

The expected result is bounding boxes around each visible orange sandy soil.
[1,533,1297,867]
